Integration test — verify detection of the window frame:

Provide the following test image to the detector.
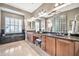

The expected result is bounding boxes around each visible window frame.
[5,16,23,34]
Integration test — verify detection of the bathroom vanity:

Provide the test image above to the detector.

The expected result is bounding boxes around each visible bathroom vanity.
[27,31,79,56]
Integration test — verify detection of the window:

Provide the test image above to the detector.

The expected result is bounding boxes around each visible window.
[5,16,23,33]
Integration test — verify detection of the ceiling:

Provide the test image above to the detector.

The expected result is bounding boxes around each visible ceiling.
[5,3,43,13]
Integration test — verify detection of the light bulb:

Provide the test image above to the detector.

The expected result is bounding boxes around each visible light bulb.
[55,3,59,7]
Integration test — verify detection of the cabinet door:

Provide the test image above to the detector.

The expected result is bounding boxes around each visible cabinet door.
[45,36,55,56]
[75,42,79,56]
[30,33,33,42]
[56,39,74,56]
[41,36,46,51]
[27,32,33,42]
[45,36,51,55]
[51,37,55,56]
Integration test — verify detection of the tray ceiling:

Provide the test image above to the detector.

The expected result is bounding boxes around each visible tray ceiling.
[5,3,43,13]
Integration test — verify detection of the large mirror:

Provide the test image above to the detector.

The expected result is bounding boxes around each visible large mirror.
[46,14,67,33]
[35,19,41,32]
[40,18,46,32]
[31,21,35,29]
[35,18,46,32]
[46,18,52,32]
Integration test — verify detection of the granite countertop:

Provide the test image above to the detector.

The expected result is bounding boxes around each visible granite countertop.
[27,31,79,42]
[41,33,79,42]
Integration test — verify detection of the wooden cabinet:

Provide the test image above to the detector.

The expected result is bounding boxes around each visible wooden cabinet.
[27,32,79,56]
[27,32,33,43]
[45,36,55,56]
[75,42,79,56]
[56,39,74,56]
[27,32,42,43]
[41,36,46,51]
[27,32,30,41]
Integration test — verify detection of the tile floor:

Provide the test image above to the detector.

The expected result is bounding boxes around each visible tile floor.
[0,41,39,56]
[0,40,48,56]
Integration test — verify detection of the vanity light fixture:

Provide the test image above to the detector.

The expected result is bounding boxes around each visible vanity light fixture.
[55,3,59,7]
[37,9,48,18]
[38,9,47,16]
[55,3,64,7]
